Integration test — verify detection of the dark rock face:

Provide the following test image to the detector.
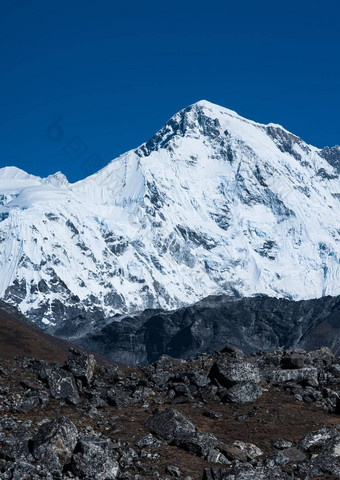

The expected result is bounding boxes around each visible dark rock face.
[320,145,340,173]
[265,125,306,161]
[76,294,340,366]
[32,416,78,473]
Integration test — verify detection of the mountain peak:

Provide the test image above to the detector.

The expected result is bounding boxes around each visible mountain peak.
[190,99,221,109]
[0,166,34,180]
[43,171,69,188]
[190,99,239,116]
[1,102,340,331]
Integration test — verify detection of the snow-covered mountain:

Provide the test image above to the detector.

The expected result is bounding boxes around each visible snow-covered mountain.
[1,100,340,331]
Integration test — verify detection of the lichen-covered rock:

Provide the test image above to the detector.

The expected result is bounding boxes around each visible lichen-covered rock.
[46,367,80,404]
[107,387,136,409]
[210,357,260,387]
[223,381,263,404]
[0,428,32,461]
[0,461,53,479]
[32,416,78,473]
[299,427,340,453]
[67,348,97,384]
[263,367,318,386]
[174,431,218,458]
[143,408,195,441]
[71,434,120,479]
[220,441,263,462]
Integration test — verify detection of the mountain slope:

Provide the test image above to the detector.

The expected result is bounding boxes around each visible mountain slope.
[0,300,111,364]
[1,100,340,330]
[72,294,340,365]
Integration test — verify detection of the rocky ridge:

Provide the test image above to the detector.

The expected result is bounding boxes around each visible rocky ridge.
[73,293,340,365]
[2,346,340,478]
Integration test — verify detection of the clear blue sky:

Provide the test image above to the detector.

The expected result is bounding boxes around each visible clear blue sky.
[1,0,340,182]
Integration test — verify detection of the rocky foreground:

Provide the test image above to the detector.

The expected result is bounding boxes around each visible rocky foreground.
[1,347,340,479]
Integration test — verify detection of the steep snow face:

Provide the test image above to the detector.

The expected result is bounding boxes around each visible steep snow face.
[1,100,340,330]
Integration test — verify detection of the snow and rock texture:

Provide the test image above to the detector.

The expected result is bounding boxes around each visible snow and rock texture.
[1,100,340,330]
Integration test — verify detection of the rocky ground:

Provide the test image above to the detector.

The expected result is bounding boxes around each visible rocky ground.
[1,346,340,479]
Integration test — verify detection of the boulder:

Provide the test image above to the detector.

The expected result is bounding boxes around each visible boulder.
[46,367,80,404]
[299,427,340,452]
[223,382,263,404]
[210,358,260,387]
[281,351,308,369]
[308,347,334,367]
[221,440,263,461]
[270,446,306,466]
[0,428,32,461]
[143,408,195,441]
[32,416,78,473]
[263,367,318,386]
[71,434,120,480]
[272,438,293,450]
[107,387,136,409]
[67,348,97,384]
[174,431,218,458]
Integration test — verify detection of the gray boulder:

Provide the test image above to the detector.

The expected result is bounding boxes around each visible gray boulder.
[46,367,80,404]
[281,350,309,369]
[71,434,119,480]
[308,347,334,366]
[210,357,260,387]
[67,348,97,384]
[174,431,218,458]
[0,428,32,461]
[32,416,78,473]
[143,408,195,441]
[271,438,293,450]
[263,367,318,386]
[299,427,340,454]
[223,382,263,404]
[107,387,137,409]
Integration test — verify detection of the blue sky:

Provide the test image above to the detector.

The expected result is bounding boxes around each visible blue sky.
[1,0,340,182]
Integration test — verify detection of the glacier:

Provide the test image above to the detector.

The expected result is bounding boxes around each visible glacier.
[1,100,340,331]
